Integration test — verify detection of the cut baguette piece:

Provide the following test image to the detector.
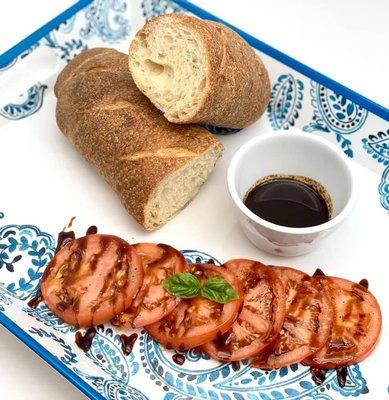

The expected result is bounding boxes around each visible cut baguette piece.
[145,145,220,230]
[129,14,271,129]
[55,48,223,231]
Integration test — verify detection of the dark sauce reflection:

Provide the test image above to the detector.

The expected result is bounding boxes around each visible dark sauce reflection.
[244,175,332,228]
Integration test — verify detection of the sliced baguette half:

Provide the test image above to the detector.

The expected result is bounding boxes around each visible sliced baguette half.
[55,48,223,231]
[129,14,270,129]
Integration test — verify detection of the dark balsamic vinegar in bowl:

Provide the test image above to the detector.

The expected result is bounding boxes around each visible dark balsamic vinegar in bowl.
[243,175,332,228]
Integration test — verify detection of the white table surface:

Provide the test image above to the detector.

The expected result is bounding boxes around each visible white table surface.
[193,0,389,109]
[0,1,388,399]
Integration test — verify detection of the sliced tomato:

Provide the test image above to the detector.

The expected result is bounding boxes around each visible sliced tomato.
[253,267,333,369]
[112,243,187,328]
[304,276,382,368]
[201,259,286,361]
[146,264,243,350]
[41,234,143,327]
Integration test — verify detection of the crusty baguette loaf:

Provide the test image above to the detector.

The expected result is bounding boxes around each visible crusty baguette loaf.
[55,48,223,231]
[128,14,270,129]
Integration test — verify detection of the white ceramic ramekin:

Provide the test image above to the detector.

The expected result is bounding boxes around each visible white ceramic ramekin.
[227,129,357,256]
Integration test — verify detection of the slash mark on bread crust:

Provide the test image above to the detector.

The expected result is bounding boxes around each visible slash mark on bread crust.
[122,148,197,161]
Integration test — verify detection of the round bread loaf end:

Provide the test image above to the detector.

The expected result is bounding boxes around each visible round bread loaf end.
[129,14,270,129]
[55,48,223,231]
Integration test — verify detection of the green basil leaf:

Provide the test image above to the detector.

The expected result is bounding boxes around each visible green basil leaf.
[201,277,238,304]
[162,273,201,298]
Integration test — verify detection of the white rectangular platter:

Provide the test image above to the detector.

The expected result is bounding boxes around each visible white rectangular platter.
[0,1,388,399]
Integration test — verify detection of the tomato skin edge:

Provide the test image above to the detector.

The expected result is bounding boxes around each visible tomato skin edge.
[304,329,382,369]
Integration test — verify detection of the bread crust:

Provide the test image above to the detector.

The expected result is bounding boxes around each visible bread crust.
[129,14,270,129]
[55,48,223,230]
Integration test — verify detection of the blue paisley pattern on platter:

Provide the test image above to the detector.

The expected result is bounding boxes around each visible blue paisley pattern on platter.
[379,166,389,211]
[58,39,89,62]
[57,15,77,33]
[361,128,389,211]
[29,326,78,365]
[84,325,136,382]
[181,249,221,265]
[74,325,148,400]
[80,0,131,43]
[0,84,47,120]
[303,81,368,158]
[362,128,389,166]
[29,323,148,399]
[267,73,304,130]
[204,125,242,135]
[140,331,368,400]
[0,224,55,299]
[141,0,183,20]
[0,285,13,313]
[24,303,77,334]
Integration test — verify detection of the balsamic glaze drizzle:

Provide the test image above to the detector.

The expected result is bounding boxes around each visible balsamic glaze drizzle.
[56,224,97,253]
[75,327,96,352]
[336,366,348,388]
[310,366,348,387]
[66,216,76,229]
[56,230,76,252]
[313,268,325,276]
[27,290,43,309]
[310,367,327,385]
[120,333,138,356]
[172,353,186,365]
[358,279,369,289]
[214,330,233,360]
[86,225,98,236]
[231,362,240,371]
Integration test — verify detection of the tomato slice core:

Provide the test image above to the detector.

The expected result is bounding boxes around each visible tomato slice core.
[202,259,286,361]
[112,243,187,328]
[146,263,243,350]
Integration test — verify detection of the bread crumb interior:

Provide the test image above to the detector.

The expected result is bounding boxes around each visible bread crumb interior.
[129,23,207,123]
[144,146,220,230]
